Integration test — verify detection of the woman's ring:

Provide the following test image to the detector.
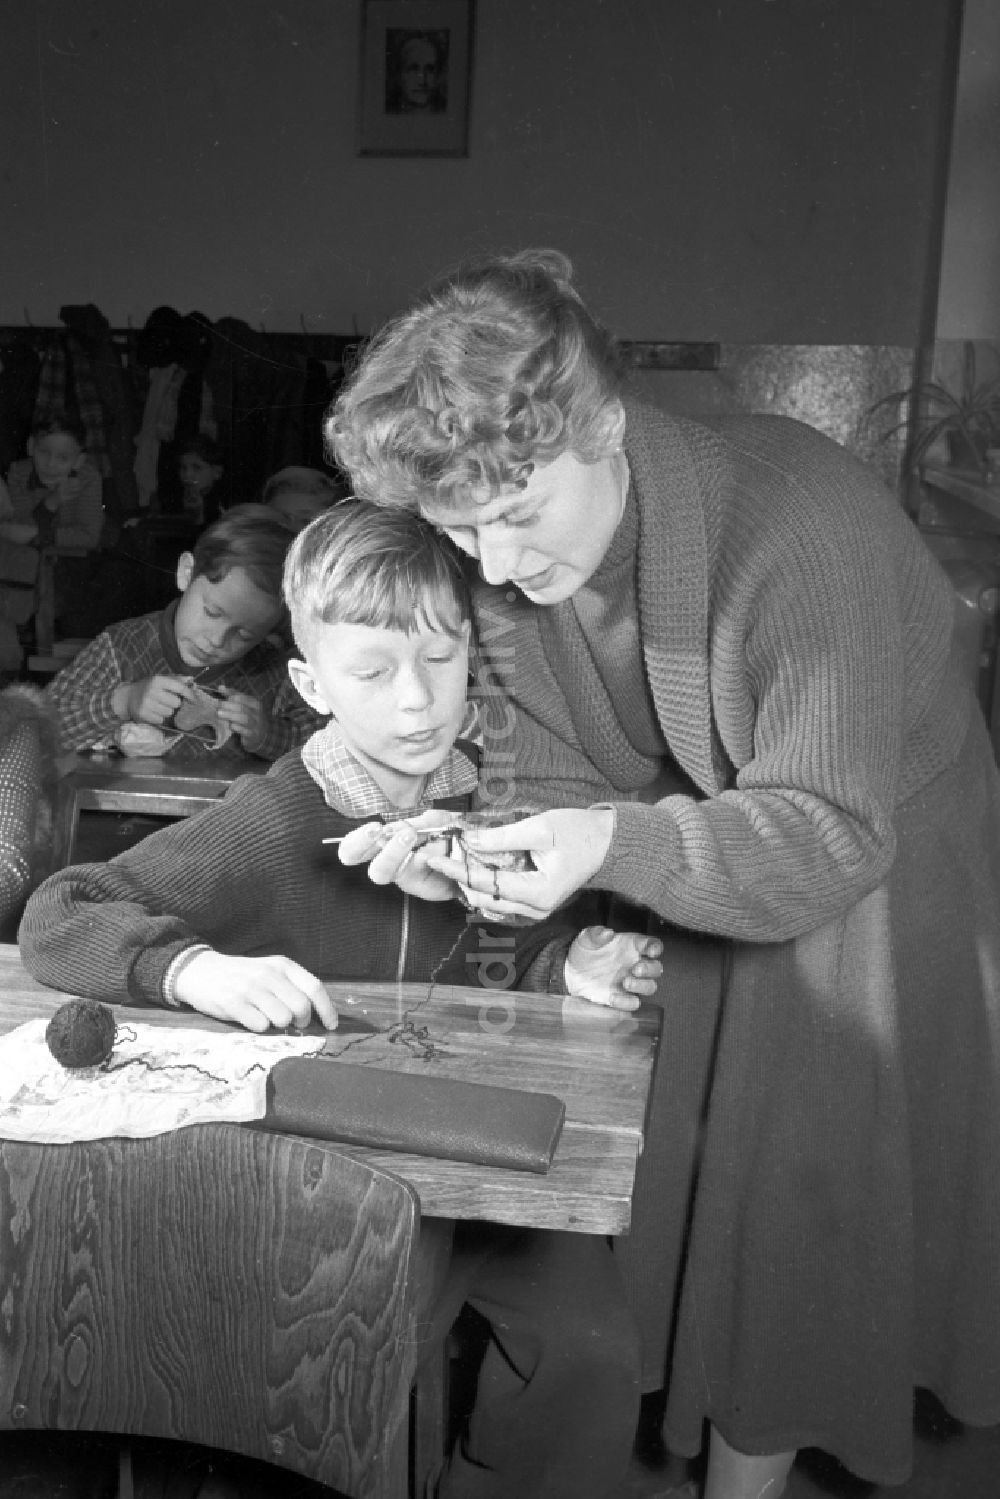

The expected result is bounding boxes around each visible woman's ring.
[492,867,501,902]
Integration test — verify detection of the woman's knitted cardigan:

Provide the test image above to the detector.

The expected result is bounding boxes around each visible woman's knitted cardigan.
[469,400,1000,1482]
[471,400,970,940]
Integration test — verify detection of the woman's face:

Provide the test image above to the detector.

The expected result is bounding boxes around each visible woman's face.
[425,450,627,606]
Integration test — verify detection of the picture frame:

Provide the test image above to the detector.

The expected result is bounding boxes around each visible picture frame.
[358,0,475,157]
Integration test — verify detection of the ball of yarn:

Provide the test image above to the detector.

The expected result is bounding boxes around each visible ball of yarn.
[45,999,117,1070]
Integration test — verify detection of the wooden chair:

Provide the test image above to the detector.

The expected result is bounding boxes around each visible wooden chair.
[27,543,89,671]
[0,1123,449,1499]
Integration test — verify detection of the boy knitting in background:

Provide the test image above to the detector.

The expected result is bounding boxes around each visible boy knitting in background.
[46,504,319,762]
[22,501,659,1498]
[262,463,341,531]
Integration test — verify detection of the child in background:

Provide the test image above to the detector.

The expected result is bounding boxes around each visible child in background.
[262,464,340,531]
[22,500,661,1499]
[0,414,105,656]
[5,412,104,553]
[46,504,318,762]
[177,433,225,527]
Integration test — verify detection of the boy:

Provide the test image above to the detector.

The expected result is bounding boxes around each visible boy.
[262,463,342,532]
[46,504,319,762]
[21,502,660,1498]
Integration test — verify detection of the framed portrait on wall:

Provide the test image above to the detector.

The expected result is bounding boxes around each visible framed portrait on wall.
[358,0,475,156]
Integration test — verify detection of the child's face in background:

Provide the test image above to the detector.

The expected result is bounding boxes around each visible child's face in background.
[173,559,284,671]
[180,452,222,496]
[288,610,471,807]
[267,490,329,532]
[29,433,83,488]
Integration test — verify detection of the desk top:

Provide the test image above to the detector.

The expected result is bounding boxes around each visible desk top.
[58,752,268,793]
[0,946,660,1236]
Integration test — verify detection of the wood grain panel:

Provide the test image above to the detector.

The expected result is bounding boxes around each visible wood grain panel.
[0,1126,420,1498]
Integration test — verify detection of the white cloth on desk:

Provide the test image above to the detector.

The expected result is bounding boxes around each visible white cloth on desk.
[0,1017,323,1143]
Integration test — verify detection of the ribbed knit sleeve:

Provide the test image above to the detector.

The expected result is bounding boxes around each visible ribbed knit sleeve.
[19,765,298,1005]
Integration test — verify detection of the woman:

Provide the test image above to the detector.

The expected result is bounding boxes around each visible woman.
[328,249,1000,1499]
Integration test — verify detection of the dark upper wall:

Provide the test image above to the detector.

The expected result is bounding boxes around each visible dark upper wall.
[1,0,959,343]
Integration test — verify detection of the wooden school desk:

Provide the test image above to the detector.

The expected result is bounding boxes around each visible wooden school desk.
[52,753,268,868]
[0,945,660,1234]
[0,945,662,1495]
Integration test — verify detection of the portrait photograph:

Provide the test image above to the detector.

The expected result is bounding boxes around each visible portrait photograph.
[359,0,474,155]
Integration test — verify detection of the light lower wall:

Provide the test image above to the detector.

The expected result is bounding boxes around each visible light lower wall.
[936,0,1000,339]
[630,345,913,491]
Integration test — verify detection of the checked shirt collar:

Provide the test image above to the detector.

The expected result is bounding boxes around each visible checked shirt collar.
[301,719,478,822]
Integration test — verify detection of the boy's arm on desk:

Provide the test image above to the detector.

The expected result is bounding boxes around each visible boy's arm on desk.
[19,773,290,1007]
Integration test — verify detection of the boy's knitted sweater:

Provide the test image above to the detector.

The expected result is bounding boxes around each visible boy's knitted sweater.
[46,600,319,761]
[19,751,572,1006]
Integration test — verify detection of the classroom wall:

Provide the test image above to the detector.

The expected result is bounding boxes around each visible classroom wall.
[0,0,959,344]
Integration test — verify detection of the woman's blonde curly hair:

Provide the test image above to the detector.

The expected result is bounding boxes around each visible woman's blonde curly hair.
[326,249,625,514]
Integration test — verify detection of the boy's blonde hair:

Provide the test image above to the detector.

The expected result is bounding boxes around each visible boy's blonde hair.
[282,501,469,656]
[326,248,625,515]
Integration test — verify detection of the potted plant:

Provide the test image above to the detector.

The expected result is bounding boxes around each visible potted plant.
[865,340,1000,477]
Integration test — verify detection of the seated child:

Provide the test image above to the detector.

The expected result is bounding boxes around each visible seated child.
[0,413,105,650]
[21,501,663,1499]
[4,411,104,554]
[177,433,225,527]
[0,685,58,941]
[262,464,341,531]
[45,504,319,761]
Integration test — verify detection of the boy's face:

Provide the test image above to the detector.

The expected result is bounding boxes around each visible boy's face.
[29,433,83,488]
[267,491,328,531]
[179,453,222,495]
[288,615,471,807]
[174,556,284,670]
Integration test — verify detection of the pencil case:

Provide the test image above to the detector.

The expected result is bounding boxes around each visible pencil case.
[262,1056,565,1174]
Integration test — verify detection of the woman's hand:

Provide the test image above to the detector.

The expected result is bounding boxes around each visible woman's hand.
[564,927,663,1012]
[426,808,616,921]
[172,950,339,1033]
[337,810,464,903]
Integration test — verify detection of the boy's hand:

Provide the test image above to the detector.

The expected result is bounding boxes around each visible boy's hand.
[563,927,663,1013]
[172,950,339,1033]
[338,811,461,903]
[57,473,82,502]
[115,674,194,727]
[2,521,38,544]
[216,689,265,750]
